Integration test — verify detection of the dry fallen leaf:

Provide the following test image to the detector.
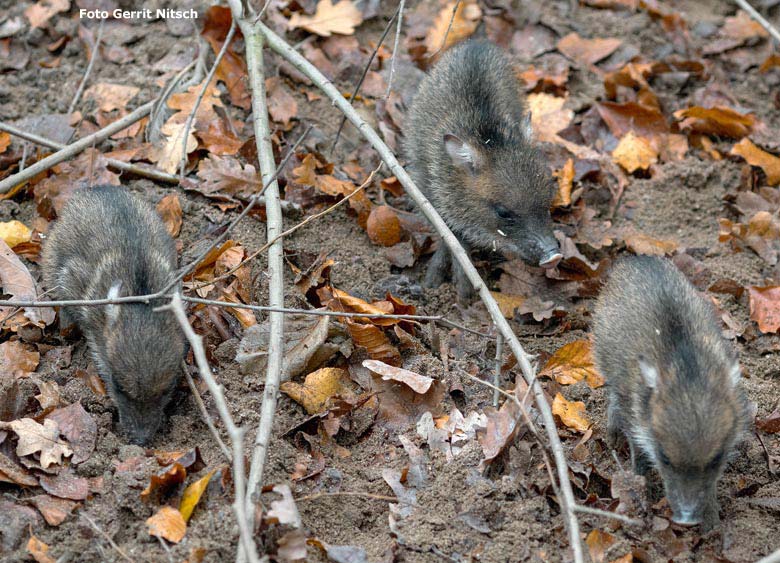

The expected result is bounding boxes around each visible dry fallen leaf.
[747,286,780,333]
[25,0,69,29]
[28,494,78,526]
[719,212,780,265]
[0,238,55,328]
[288,0,363,37]
[540,340,604,389]
[552,393,590,433]
[195,155,262,199]
[612,132,658,173]
[0,340,40,377]
[34,379,61,410]
[4,418,72,469]
[280,367,353,414]
[156,194,183,237]
[557,33,622,66]
[756,408,780,434]
[147,506,187,543]
[153,120,199,174]
[730,138,780,186]
[345,320,402,366]
[553,159,575,207]
[0,220,32,248]
[179,469,216,522]
[140,462,187,501]
[490,291,526,319]
[367,205,402,247]
[721,10,768,41]
[674,106,756,139]
[362,359,434,394]
[424,0,482,57]
[527,94,598,158]
[46,402,97,465]
[623,232,678,256]
[84,83,140,113]
[27,535,55,563]
[587,529,616,563]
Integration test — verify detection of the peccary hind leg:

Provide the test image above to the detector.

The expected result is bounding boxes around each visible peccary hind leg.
[424,244,452,288]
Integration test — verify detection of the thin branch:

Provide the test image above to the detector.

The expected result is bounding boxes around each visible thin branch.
[426,0,462,61]
[162,294,261,563]
[69,19,104,115]
[180,19,238,180]
[332,4,401,152]
[237,20,286,546]
[734,0,780,45]
[573,505,643,527]
[295,491,402,503]
[0,101,155,194]
[493,331,503,407]
[253,21,583,561]
[80,513,135,563]
[182,360,232,461]
[385,0,406,98]
[756,548,780,563]
[191,164,381,290]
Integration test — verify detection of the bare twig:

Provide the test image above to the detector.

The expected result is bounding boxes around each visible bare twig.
[295,491,402,503]
[0,101,155,194]
[192,164,381,290]
[332,4,401,152]
[80,513,135,563]
[426,0,462,61]
[69,19,104,115]
[180,19,238,180]
[734,0,780,44]
[181,360,232,461]
[237,20,286,545]
[255,20,584,563]
[385,0,406,98]
[573,505,643,527]
[756,548,780,563]
[163,294,261,563]
[493,331,503,407]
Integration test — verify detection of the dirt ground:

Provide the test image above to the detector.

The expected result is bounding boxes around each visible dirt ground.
[1,0,779,562]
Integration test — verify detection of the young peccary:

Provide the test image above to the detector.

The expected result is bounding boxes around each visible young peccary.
[42,186,186,444]
[592,256,748,530]
[404,40,562,301]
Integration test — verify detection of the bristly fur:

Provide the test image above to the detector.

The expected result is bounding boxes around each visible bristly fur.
[42,185,186,444]
[403,40,559,300]
[592,256,749,531]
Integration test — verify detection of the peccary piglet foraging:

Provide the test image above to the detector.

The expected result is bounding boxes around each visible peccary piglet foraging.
[404,40,561,301]
[592,256,749,530]
[42,186,186,444]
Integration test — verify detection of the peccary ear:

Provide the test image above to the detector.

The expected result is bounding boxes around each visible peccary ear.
[637,356,658,389]
[444,134,480,173]
[729,362,742,387]
[106,281,122,325]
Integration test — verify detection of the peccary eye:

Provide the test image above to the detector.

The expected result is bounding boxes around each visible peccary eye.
[494,204,513,220]
[659,449,671,466]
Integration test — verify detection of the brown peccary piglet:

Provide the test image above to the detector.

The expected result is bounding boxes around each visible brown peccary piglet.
[404,40,562,302]
[592,256,749,530]
[42,186,186,445]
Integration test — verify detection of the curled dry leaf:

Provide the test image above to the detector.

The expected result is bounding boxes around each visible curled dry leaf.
[756,408,780,434]
[0,220,32,248]
[179,469,216,522]
[587,529,616,563]
[362,359,434,394]
[195,155,263,200]
[674,106,756,139]
[34,379,61,410]
[3,418,72,469]
[288,0,363,37]
[28,494,78,526]
[0,131,10,153]
[25,0,69,29]
[280,367,353,415]
[141,462,187,501]
[596,102,668,141]
[540,340,604,389]
[266,77,298,127]
[730,138,780,186]
[27,535,54,563]
[39,467,90,500]
[552,393,590,433]
[552,159,575,207]
[490,291,526,319]
[747,286,780,333]
[424,0,482,57]
[345,320,401,366]
[721,10,769,41]
[0,451,39,486]
[557,33,622,66]
[367,205,402,247]
[0,238,55,328]
[612,132,658,173]
[147,506,187,543]
[156,194,183,237]
[0,340,40,377]
[623,232,678,256]
[153,120,199,174]
[719,212,780,265]
[46,402,97,465]
[84,83,140,113]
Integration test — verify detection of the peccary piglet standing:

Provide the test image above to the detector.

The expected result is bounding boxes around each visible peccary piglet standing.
[404,40,562,301]
[42,186,186,444]
[592,256,749,530]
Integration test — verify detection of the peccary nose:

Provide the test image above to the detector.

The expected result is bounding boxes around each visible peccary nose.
[672,508,701,526]
[538,250,563,269]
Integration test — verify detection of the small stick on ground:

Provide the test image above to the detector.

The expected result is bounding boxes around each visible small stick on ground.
[573,505,643,527]
[734,0,780,44]
[179,19,238,180]
[162,294,261,563]
[295,491,402,503]
[0,101,155,194]
[80,513,135,563]
[493,331,503,407]
[181,360,231,461]
[385,0,406,98]
[68,18,104,116]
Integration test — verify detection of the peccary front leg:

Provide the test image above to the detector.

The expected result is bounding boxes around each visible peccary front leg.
[605,393,624,449]
[452,244,477,303]
[700,493,721,532]
[628,438,651,476]
[424,244,451,288]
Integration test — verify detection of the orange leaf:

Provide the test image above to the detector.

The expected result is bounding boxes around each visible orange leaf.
[288,0,363,37]
[490,291,526,319]
[623,232,678,256]
[557,33,622,66]
[27,535,55,563]
[367,205,402,246]
[730,138,780,185]
[553,159,575,207]
[674,106,756,139]
[146,506,186,543]
[612,132,658,173]
[747,286,780,333]
[540,340,604,389]
[552,393,590,433]
[424,1,482,57]
[156,194,183,237]
[586,529,616,563]
[345,320,401,366]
